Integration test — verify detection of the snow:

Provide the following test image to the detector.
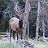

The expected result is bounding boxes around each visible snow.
[0,32,34,48]
[0,32,48,48]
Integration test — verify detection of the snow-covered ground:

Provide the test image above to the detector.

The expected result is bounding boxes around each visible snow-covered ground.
[0,32,34,48]
[0,32,48,48]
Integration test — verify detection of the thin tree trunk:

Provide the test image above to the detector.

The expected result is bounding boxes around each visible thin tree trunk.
[42,19,45,39]
[27,21,29,38]
[36,1,40,40]
[23,0,31,39]
[14,0,31,40]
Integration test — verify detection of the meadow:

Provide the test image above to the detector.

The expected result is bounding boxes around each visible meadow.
[0,40,48,48]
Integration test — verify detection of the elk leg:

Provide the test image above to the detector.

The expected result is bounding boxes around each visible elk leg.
[17,32,18,40]
[21,32,22,39]
[10,32,11,41]
[10,29,12,41]
[13,31,15,40]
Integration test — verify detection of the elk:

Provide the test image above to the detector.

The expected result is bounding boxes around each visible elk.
[9,17,23,41]
[9,0,31,41]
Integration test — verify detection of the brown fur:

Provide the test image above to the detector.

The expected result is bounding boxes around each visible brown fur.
[9,17,23,41]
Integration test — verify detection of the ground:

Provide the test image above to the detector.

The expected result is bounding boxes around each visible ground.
[0,32,48,48]
[0,39,48,48]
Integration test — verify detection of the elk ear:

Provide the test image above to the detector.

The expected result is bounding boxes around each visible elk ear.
[15,11,21,16]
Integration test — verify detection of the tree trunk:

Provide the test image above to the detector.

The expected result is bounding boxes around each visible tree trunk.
[14,0,31,40]
[36,1,40,40]
[42,19,45,39]
[23,0,31,39]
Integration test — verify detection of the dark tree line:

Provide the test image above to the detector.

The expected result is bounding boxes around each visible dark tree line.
[0,0,37,39]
